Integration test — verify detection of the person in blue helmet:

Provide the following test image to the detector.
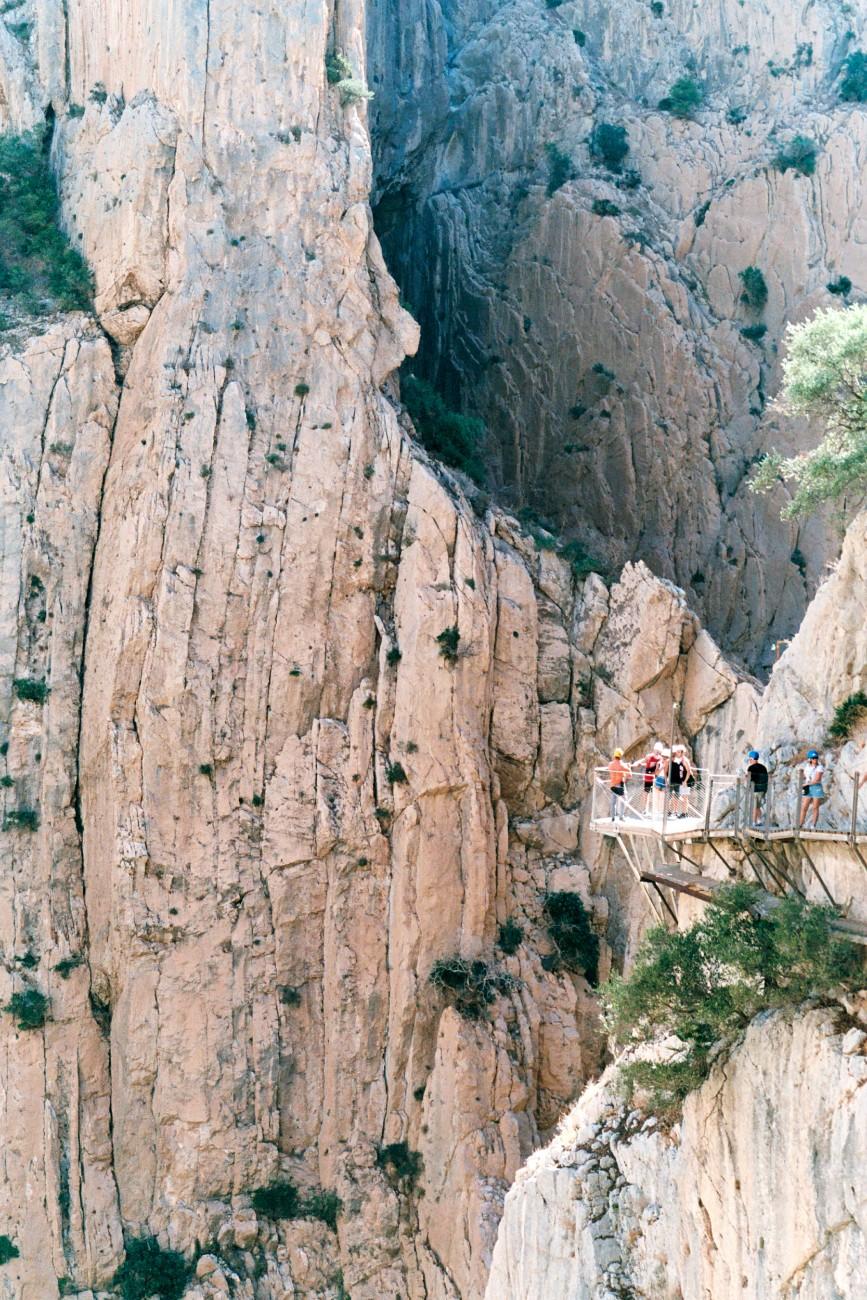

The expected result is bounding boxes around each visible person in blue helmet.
[745,749,769,826]
[799,749,825,829]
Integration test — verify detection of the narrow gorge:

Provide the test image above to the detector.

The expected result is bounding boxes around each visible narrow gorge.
[0,2,864,1299]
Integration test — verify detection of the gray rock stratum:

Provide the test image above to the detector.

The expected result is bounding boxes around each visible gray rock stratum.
[368,0,867,668]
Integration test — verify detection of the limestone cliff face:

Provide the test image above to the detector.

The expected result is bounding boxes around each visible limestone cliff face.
[1,3,863,1300]
[487,511,867,1299]
[368,0,867,668]
[486,1006,867,1300]
[0,4,652,1297]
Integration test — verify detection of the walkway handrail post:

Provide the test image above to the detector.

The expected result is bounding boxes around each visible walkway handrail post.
[734,776,742,838]
[703,775,713,841]
[850,778,860,846]
[794,781,801,839]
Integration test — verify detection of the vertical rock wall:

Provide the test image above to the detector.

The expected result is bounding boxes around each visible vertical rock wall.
[0,3,637,1296]
[368,0,867,668]
[0,324,121,1294]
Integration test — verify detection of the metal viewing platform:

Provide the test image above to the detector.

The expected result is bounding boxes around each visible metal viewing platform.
[589,767,867,848]
[589,766,867,929]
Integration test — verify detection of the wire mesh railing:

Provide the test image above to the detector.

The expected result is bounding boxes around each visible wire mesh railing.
[590,766,739,835]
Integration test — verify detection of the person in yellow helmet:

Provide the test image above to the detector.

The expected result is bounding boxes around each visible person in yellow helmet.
[608,748,631,821]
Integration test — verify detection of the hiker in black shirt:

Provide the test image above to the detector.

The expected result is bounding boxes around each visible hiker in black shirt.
[746,749,769,826]
[669,745,691,818]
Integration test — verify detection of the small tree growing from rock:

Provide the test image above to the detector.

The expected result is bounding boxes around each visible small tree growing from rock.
[589,122,629,172]
[739,265,768,313]
[751,304,867,518]
[112,1236,191,1300]
[841,50,867,102]
[774,135,818,177]
[604,883,862,1114]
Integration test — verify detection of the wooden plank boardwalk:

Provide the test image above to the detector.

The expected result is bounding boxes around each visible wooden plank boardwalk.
[591,816,867,847]
[641,865,867,947]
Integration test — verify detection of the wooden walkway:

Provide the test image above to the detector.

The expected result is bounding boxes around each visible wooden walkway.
[591,816,867,847]
[641,865,867,947]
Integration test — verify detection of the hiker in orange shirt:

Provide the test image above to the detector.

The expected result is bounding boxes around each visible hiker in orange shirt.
[609,749,632,821]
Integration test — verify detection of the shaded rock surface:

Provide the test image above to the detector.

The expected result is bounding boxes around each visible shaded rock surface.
[368,0,867,669]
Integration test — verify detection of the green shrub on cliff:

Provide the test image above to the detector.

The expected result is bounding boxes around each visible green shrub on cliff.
[589,122,629,172]
[840,50,867,102]
[544,141,574,195]
[659,77,703,118]
[402,374,486,483]
[774,135,818,177]
[250,1178,341,1229]
[0,131,92,312]
[325,51,373,107]
[751,304,867,518]
[828,691,867,741]
[544,892,600,982]
[739,265,768,312]
[4,988,49,1030]
[112,1237,191,1300]
[0,1236,19,1266]
[429,955,517,1019]
[603,884,861,1114]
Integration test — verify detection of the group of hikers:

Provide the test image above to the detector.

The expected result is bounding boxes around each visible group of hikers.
[607,742,696,822]
[737,748,829,830]
[607,743,858,829]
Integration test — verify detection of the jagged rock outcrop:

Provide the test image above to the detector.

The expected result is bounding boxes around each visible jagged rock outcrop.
[368,0,867,668]
[486,1006,867,1300]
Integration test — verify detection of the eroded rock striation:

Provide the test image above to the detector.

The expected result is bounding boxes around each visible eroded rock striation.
[369,0,867,667]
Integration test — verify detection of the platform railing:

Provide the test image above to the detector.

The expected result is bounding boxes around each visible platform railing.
[590,766,739,835]
[591,765,867,842]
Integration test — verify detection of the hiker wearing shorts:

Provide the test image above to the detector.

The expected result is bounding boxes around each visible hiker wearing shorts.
[608,749,631,821]
[799,750,825,829]
[642,742,664,812]
[746,749,769,826]
[652,749,670,818]
[669,746,689,818]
